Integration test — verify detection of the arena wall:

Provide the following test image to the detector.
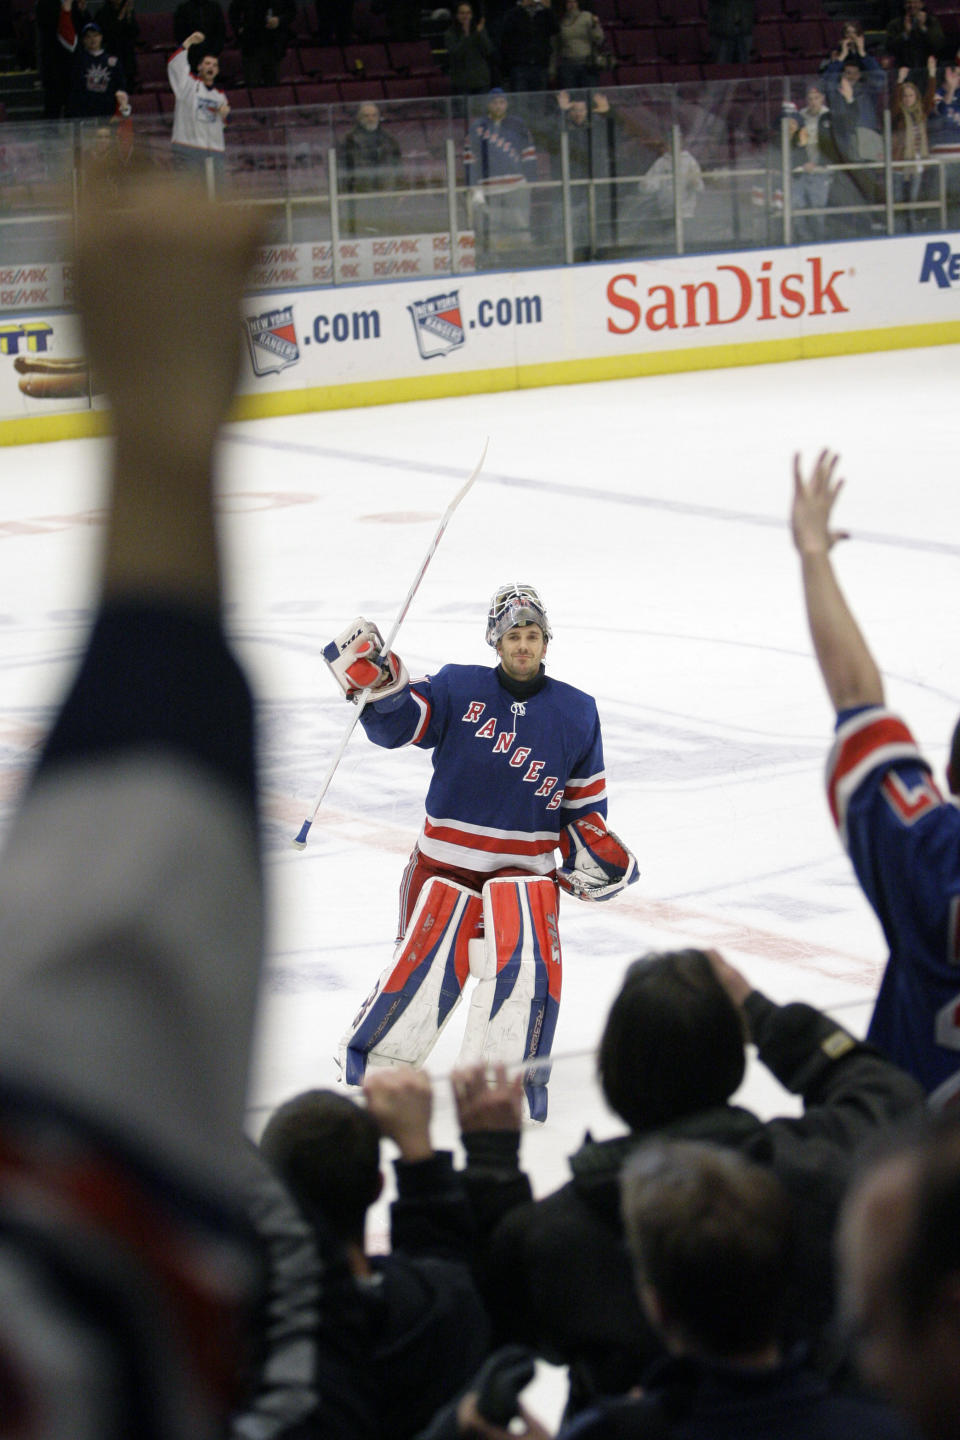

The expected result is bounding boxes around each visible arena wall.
[2,233,959,445]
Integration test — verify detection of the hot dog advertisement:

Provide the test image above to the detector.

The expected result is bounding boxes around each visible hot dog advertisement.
[0,315,102,416]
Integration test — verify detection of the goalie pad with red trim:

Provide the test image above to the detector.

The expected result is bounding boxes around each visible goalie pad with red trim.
[323,617,409,704]
[457,876,562,1123]
[339,877,483,1085]
[557,812,639,902]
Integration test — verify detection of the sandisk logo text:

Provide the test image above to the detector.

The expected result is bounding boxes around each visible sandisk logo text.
[919,242,960,288]
[606,256,848,334]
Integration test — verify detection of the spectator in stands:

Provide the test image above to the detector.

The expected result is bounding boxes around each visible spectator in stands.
[553,88,618,257]
[168,31,230,171]
[260,1070,492,1440]
[892,55,938,225]
[824,44,886,135]
[820,18,867,74]
[92,0,137,97]
[544,1142,919,1440]
[499,0,559,93]
[633,135,704,239]
[37,0,76,117]
[173,0,226,54]
[931,54,960,219]
[838,1113,960,1440]
[228,0,295,88]
[707,0,754,65]
[792,84,836,239]
[823,46,886,230]
[338,102,403,234]
[465,87,538,261]
[885,0,944,84]
[444,3,497,104]
[475,947,924,1416]
[339,101,403,190]
[791,450,960,1105]
[556,0,605,90]
[932,55,960,134]
[57,5,131,120]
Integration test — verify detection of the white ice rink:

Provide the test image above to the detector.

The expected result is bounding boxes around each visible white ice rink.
[2,345,958,1268]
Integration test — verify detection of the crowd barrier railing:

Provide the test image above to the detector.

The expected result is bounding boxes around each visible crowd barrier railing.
[1,73,958,299]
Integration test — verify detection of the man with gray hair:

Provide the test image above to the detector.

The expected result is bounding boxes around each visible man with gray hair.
[548,1141,916,1440]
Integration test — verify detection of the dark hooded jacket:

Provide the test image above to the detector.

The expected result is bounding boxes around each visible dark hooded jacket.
[477,991,925,1415]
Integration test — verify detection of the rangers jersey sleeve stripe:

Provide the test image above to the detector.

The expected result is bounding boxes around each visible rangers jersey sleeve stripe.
[561,772,607,811]
[410,688,431,745]
[827,708,923,844]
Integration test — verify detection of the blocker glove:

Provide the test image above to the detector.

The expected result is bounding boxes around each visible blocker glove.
[323,617,409,703]
[558,811,639,902]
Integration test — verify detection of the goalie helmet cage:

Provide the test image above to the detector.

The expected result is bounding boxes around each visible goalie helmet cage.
[485,583,553,648]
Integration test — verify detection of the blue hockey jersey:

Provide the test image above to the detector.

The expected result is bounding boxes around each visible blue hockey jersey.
[360,663,607,876]
[827,704,960,1102]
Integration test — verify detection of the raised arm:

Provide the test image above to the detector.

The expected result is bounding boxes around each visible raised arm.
[791,449,884,712]
[0,173,272,1435]
[0,173,265,1175]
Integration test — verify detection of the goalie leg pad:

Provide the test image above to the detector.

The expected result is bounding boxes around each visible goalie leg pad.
[457,877,562,1121]
[340,878,482,1085]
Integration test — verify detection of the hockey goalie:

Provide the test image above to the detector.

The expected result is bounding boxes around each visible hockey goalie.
[325,583,638,1121]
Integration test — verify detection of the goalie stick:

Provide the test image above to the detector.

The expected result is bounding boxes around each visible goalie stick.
[292,439,489,849]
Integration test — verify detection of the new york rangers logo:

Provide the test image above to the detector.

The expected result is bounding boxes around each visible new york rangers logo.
[244,305,300,376]
[408,290,465,360]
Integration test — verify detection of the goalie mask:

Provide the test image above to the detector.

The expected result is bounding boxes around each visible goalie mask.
[485,584,553,648]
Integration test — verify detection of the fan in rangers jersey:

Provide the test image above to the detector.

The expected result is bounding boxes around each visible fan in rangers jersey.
[324,583,639,1120]
[793,450,960,1106]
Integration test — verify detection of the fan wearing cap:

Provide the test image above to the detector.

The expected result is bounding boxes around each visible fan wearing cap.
[327,584,638,1120]
[57,0,130,117]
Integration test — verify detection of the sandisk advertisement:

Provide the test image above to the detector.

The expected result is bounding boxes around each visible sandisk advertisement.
[2,235,959,430]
